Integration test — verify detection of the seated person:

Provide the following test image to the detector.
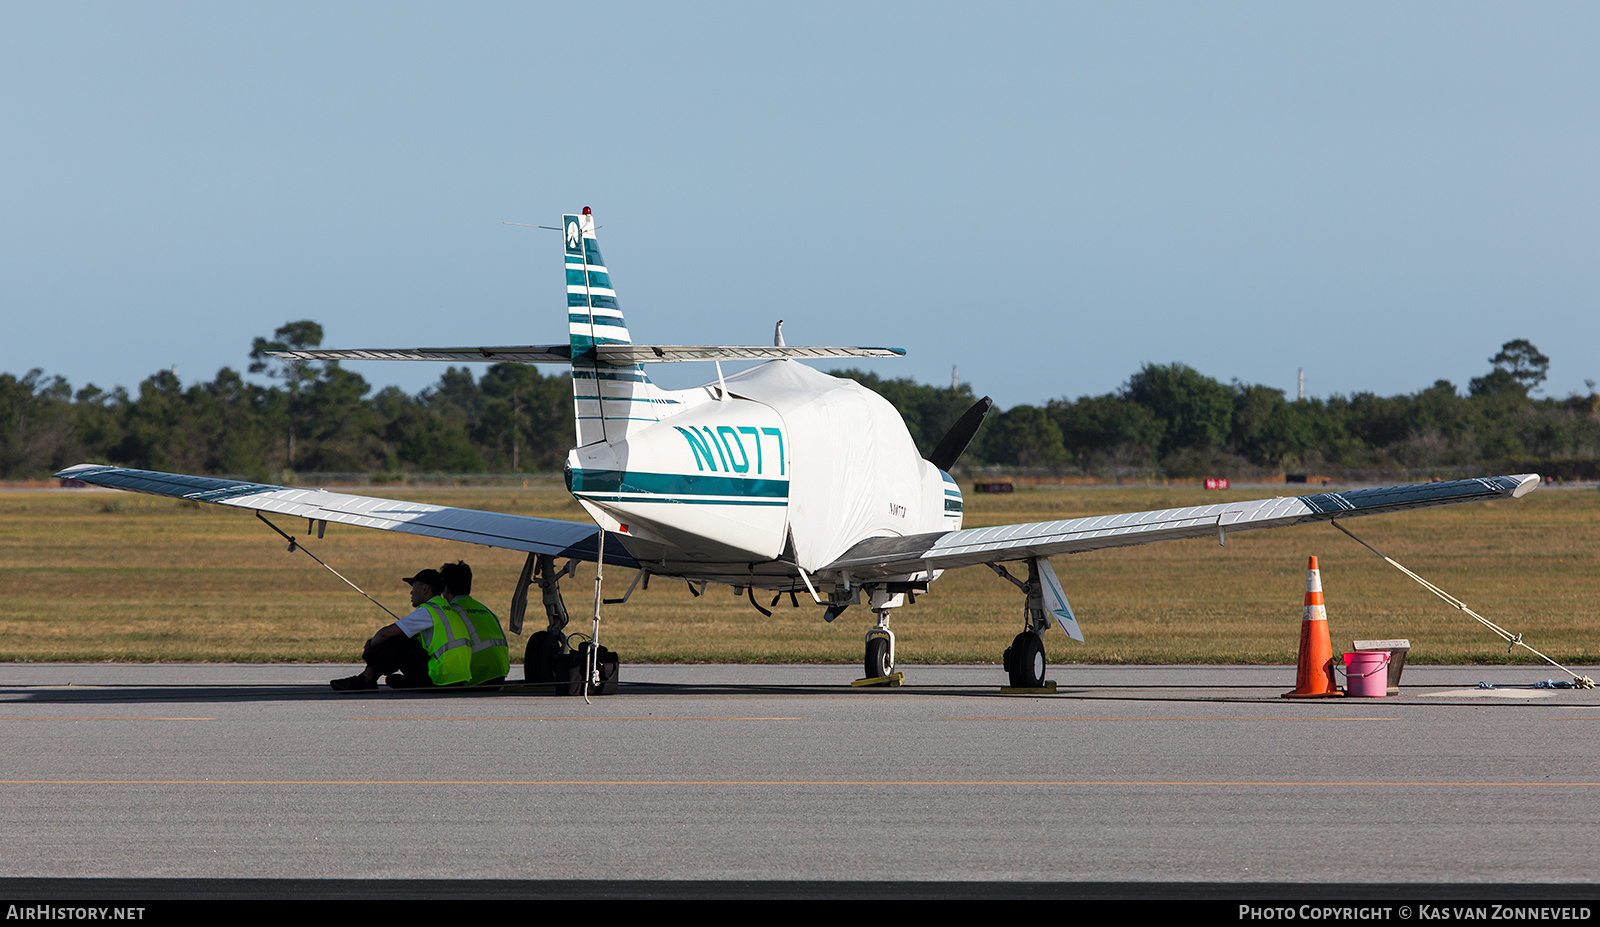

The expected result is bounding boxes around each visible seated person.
[330,568,473,692]
[437,560,510,688]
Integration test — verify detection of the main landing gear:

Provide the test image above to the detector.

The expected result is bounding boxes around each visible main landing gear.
[1003,630,1047,689]
[991,560,1052,689]
[511,553,618,694]
[511,553,575,683]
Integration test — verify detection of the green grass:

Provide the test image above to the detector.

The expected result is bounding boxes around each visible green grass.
[0,483,1594,664]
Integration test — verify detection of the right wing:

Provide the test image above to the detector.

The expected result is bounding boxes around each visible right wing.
[825,474,1540,578]
[54,464,635,567]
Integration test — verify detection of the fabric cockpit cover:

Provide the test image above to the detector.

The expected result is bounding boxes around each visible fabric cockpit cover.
[719,362,927,573]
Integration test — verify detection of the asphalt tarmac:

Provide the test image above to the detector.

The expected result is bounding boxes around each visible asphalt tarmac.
[1,662,1598,898]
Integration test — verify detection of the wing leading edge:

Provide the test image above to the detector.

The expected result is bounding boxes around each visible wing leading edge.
[824,474,1540,578]
[54,464,636,567]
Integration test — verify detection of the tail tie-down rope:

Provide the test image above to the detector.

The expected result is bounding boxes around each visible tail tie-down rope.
[1331,519,1593,689]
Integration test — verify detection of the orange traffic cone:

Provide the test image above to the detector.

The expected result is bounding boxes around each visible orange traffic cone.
[1282,555,1341,698]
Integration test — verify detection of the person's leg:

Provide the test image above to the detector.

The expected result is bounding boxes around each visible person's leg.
[383,637,436,688]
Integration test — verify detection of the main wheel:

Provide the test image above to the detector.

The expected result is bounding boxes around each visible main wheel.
[1007,632,1046,688]
[525,631,558,683]
[865,636,892,679]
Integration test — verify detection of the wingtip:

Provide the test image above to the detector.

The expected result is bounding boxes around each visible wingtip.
[1509,473,1541,498]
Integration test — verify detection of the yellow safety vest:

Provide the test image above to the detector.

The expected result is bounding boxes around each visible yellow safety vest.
[418,596,473,686]
[447,595,510,685]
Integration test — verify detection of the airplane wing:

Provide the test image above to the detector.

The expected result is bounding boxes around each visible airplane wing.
[267,344,904,365]
[53,464,636,567]
[823,474,1540,578]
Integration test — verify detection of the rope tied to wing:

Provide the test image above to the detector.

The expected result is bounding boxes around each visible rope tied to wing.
[256,512,400,621]
[1330,519,1594,688]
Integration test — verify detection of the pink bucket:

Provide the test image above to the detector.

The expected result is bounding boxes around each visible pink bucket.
[1342,651,1391,698]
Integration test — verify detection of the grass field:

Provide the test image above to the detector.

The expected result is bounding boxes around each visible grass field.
[0,482,1594,665]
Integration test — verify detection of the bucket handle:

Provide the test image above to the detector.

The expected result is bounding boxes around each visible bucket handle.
[1336,653,1391,680]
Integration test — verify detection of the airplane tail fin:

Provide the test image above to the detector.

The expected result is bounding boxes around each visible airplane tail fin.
[564,208,663,445]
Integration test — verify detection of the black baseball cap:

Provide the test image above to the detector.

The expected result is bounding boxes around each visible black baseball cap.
[402,569,444,588]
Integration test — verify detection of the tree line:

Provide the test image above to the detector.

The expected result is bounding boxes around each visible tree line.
[845,340,1600,478]
[3,325,1596,481]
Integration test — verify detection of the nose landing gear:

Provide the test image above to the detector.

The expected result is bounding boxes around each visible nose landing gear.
[855,586,906,686]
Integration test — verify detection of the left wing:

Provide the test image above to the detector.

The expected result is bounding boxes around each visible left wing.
[825,474,1540,578]
[54,464,635,567]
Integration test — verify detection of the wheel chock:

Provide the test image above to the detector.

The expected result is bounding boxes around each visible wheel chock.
[1000,680,1057,695]
[852,671,905,687]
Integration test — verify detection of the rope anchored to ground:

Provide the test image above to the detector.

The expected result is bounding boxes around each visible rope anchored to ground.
[1330,519,1593,689]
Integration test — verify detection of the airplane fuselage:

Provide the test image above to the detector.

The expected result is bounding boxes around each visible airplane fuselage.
[565,359,961,591]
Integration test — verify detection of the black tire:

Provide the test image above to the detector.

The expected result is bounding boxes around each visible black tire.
[1007,632,1046,688]
[865,636,892,679]
[525,631,557,683]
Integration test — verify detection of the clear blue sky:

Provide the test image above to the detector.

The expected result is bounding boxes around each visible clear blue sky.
[5,2,1597,409]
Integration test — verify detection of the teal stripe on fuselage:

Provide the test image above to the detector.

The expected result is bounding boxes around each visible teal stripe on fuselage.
[573,494,788,507]
[568,469,789,499]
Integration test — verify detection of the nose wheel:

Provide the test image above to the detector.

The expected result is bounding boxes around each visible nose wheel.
[865,635,893,679]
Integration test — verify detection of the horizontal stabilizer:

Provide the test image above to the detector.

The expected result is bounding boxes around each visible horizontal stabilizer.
[268,346,574,363]
[269,344,905,366]
[592,344,905,364]
[825,474,1540,578]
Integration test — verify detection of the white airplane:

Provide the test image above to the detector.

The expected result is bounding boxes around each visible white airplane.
[56,207,1541,688]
